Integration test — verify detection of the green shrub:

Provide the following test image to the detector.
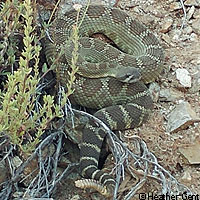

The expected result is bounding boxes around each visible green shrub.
[0,0,65,154]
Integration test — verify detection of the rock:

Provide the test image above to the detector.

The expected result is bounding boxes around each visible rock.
[169,2,182,11]
[185,0,200,7]
[187,6,195,20]
[191,18,200,34]
[161,34,175,46]
[179,138,200,164]
[148,82,160,102]
[160,18,173,33]
[189,65,200,93]
[183,26,193,34]
[180,170,192,182]
[159,88,183,102]
[166,101,200,133]
[175,68,192,88]
[171,29,182,41]
[179,34,190,41]
[190,32,198,41]
[193,9,200,18]
[58,0,117,16]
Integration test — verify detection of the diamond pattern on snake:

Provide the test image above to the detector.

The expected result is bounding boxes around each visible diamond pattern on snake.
[44,5,164,197]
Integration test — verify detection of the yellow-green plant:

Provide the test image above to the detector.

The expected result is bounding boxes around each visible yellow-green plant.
[0,0,90,154]
[0,0,22,72]
[66,11,80,97]
[0,0,65,153]
[66,2,90,97]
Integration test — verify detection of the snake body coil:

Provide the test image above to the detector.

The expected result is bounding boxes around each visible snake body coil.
[45,5,164,196]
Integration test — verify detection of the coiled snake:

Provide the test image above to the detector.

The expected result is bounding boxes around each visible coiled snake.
[45,5,164,197]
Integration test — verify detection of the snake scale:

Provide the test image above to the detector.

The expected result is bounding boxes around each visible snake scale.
[44,5,164,196]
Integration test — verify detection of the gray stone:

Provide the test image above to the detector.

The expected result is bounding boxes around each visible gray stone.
[180,170,192,181]
[171,29,182,41]
[194,9,200,18]
[183,26,193,34]
[189,65,200,93]
[149,82,160,102]
[59,0,117,15]
[167,101,200,133]
[190,32,198,41]
[161,34,175,46]
[191,18,200,35]
[179,141,200,164]
[159,88,183,102]
[187,6,195,20]
[176,68,192,87]
[160,18,173,33]
[185,0,200,7]
[169,2,182,11]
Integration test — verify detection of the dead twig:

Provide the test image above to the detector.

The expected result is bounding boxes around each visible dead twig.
[180,0,187,29]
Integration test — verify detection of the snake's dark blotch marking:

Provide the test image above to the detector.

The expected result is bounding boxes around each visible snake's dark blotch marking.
[45,5,164,196]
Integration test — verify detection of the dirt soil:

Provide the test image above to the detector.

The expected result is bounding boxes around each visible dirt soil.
[47,0,200,199]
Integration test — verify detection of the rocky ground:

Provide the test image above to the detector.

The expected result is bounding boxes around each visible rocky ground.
[1,0,200,199]
[53,0,200,199]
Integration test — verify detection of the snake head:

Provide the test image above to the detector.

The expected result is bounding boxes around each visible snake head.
[115,67,141,83]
